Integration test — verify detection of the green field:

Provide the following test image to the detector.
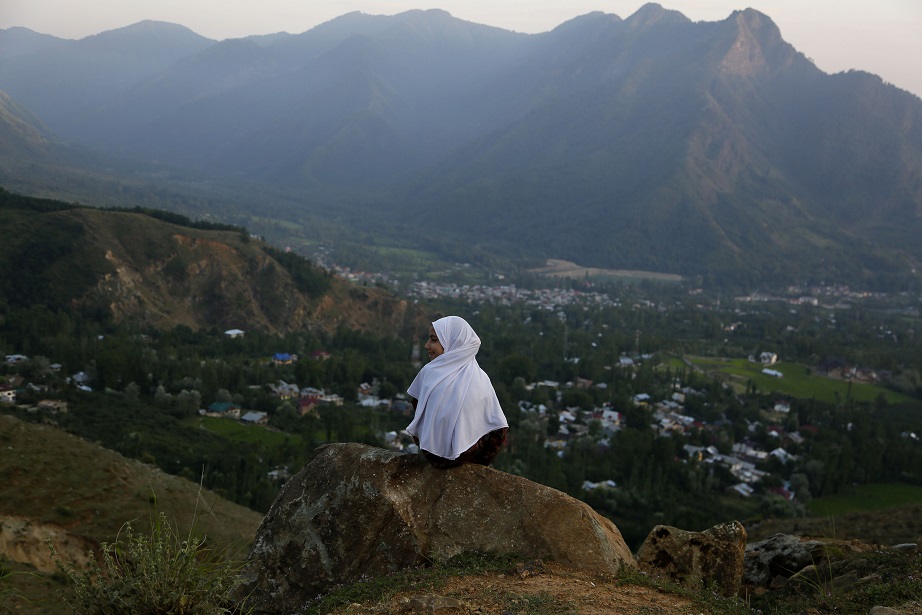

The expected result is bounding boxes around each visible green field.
[192,415,304,447]
[808,483,922,516]
[684,356,914,405]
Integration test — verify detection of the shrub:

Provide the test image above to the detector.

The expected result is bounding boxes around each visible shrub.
[50,512,248,614]
[0,556,32,615]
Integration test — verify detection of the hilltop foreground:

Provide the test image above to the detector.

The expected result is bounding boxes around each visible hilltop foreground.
[1,414,920,614]
[0,414,264,612]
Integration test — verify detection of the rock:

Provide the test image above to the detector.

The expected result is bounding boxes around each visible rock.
[868,607,903,615]
[401,595,467,614]
[634,521,747,597]
[236,443,636,614]
[744,533,824,587]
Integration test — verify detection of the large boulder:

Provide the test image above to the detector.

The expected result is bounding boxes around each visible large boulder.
[635,521,747,597]
[236,443,636,614]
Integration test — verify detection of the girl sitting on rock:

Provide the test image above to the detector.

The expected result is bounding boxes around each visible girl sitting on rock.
[406,315,508,468]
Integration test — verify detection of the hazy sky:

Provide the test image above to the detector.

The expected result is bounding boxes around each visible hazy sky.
[2,1,920,98]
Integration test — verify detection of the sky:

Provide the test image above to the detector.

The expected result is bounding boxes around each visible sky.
[2,1,921,99]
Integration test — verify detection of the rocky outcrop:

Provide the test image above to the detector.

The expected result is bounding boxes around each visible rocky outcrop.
[236,443,637,614]
[744,533,825,588]
[635,521,747,597]
[743,533,920,601]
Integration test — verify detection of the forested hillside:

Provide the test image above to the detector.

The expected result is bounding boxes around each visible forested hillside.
[0,188,420,336]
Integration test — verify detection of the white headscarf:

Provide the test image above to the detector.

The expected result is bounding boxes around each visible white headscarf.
[406,316,508,460]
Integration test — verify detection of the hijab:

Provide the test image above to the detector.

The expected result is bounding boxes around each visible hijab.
[406,316,508,460]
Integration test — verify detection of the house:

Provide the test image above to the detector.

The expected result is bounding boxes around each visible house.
[268,381,299,400]
[297,396,319,417]
[731,483,755,497]
[70,372,91,385]
[5,354,28,365]
[601,408,620,425]
[390,398,413,416]
[759,352,778,365]
[310,350,331,361]
[582,479,617,492]
[770,447,797,463]
[768,486,796,501]
[321,393,344,406]
[224,329,245,339]
[267,466,291,482]
[300,387,324,400]
[0,387,15,404]
[762,368,783,378]
[773,401,791,414]
[205,402,241,419]
[357,382,373,396]
[296,387,323,416]
[241,411,269,425]
[272,353,297,365]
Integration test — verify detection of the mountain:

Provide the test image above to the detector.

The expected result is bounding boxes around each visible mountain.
[1,5,921,288]
[0,90,56,161]
[0,26,66,58]
[0,189,420,337]
[0,21,214,130]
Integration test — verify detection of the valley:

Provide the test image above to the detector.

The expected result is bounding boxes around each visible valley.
[1,195,921,612]
[1,4,922,610]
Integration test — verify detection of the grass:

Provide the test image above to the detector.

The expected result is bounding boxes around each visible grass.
[248,216,304,232]
[747,544,922,615]
[685,356,914,404]
[299,553,760,615]
[808,483,922,516]
[191,416,304,447]
[0,414,263,613]
[50,505,248,614]
[615,567,751,615]
[300,552,521,614]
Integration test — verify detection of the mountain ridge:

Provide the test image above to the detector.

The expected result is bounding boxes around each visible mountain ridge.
[1,5,920,288]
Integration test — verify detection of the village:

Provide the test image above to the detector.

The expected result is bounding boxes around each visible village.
[2,264,919,530]
[3,341,806,507]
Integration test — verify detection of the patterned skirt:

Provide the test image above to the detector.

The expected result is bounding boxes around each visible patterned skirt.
[421,427,509,469]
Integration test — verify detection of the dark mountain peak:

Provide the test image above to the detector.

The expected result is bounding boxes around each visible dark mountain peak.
[626,3,690,28]
[717,8,798,75]
[311,10,391,34]
[282,11,395,57]
[71,20,216,72]
[549,11,622,37]
[389,8,510,40]
[729,8,783,42]
[397,8,454,22]
[0,26,67,57]
[81,19,212,45]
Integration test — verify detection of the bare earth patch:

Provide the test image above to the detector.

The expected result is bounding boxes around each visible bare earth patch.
[529,259,683,283]
[328,563,697,614]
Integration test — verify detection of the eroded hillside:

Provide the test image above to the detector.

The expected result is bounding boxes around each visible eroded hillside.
[0,191,422,337]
